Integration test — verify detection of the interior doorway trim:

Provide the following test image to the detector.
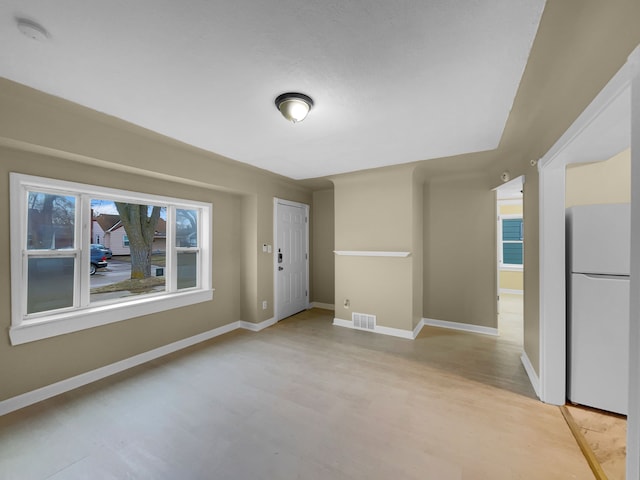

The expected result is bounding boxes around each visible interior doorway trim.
[496,177,524,295]
[537,51,635,407]
[273,198,310,322]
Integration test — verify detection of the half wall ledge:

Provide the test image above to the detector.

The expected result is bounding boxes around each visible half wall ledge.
[333,251,411,257]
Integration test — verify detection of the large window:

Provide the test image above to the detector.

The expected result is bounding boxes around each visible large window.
[10,173,213,345]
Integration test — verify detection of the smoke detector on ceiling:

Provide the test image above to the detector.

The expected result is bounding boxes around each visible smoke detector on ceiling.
[16,18,49,41]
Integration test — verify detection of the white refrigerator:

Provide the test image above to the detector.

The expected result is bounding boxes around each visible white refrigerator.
[567,203,630,415]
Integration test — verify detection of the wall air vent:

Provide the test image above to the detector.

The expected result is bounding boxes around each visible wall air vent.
[352,312,376,330]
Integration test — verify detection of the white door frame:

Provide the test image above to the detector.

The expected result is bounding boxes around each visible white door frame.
[628,46,640,480]
[538,45,639,478]
[273,198,310,321]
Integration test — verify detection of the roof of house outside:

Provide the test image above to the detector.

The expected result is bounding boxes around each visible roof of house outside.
[93,214,121,232]
[154,218,166,237]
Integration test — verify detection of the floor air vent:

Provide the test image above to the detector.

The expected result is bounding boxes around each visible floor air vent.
[352,312,376,330]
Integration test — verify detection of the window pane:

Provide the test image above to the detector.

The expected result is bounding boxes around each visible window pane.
[177,252,197,289]
[27,257,75,313]
[502,219,523,241]
[176,209,198,247]
[503,243,523,265]
[90,200,166,303]
[27,192,75,249]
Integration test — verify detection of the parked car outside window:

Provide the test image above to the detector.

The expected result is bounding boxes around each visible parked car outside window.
[90,246,108,275]
[91,243,112,259]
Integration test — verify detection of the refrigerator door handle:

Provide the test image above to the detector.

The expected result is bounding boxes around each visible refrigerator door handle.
[575,273,630,281]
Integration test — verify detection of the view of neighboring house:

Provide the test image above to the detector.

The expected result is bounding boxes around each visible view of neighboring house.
[92,213,166,255]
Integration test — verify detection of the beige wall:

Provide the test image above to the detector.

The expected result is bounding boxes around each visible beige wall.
[311,189,335,306]
[412,171,424,329]
[500,271,524,291]
[423,174,497,328]
[240,195,259,323]
[566,148,630,207]
[333,166,418,331]
[523,172,540,375]
[499,204,523,215]
[0,79,311,401]
[333,167,415,252]
[335,256,413,329]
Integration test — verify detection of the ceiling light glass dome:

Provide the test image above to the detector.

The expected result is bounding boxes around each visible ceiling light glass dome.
[275,92,314,123]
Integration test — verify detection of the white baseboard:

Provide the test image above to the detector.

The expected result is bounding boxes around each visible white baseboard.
[413,319,425,338]
[520,351,541,399]
[500,289,524,295]
[239,317,277,332]
[310,302,335,310]
[422,318,499,337]
[0,318,279,416]
[333,318,417,340]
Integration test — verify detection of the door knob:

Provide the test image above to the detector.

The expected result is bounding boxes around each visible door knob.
[278,266,284,271]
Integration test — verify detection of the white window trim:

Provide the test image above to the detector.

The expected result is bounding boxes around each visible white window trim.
[9,173,213,345]
[500,264,524,272]
[498,213,524,271]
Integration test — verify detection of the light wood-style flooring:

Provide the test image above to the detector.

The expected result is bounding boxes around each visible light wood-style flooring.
[565,404,626,480]
[500,293,629,479]
[0,306,594,479]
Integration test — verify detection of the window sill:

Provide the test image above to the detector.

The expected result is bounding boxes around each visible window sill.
[499,264,524,272]
[9,289,214,345]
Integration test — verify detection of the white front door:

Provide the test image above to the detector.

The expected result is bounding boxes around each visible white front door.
[275,200,308,321]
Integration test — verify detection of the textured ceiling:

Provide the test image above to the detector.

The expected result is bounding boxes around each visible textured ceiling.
[0,1,546,179]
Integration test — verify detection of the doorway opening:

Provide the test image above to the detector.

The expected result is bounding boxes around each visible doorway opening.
[496,176,524,344]
[273,198,309,321]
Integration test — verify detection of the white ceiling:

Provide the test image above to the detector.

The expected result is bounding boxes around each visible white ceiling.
[0,1,545,180]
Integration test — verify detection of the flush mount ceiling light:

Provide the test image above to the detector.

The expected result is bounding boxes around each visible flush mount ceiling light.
[275,92,314,123]
[16,18,49,41]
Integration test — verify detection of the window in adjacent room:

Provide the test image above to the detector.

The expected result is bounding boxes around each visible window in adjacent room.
[500,217,524,267]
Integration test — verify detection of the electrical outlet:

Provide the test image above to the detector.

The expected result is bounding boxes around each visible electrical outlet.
[262,300,268,310]
[344,298,350,309]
